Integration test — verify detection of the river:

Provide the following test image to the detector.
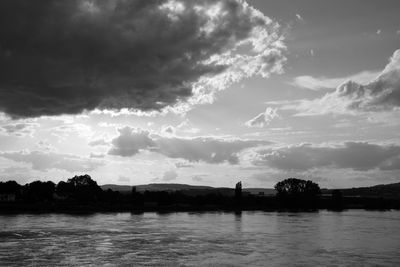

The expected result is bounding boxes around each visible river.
[1,210,399,266]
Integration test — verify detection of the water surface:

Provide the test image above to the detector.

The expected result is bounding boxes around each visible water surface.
[1,210,399,266]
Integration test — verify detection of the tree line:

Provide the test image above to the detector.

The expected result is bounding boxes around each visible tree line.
[0,175,398,212]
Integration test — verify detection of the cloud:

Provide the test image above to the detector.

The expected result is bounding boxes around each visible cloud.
[0,166,33,184]
[88,139,109,147]
[49,124,93,139]
[0,0,285,118]
[36,140,56,152]
[90,152,105,159]
[0,150,103,172]
[290,71,379,91]
[176,119,200,134]
[250,142,400,171]
[295,14,303,21]
[108,126,271,164]
[175,162,194,168]
[245,107,278,127]
[0,122,39,137]
[192,175,206,182]
[284,49,400,115]
[118,175,131,183]
[162,170,178,181]
[108,128,156,157]
[161,125,175,135]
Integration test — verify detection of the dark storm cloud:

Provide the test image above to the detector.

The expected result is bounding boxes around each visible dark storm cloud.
[251,142,400,171]
[108,126,271,164]
[0,150,103,172]
[0,0,284,118]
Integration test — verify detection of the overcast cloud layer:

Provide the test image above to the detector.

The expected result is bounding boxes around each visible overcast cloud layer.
[0,0,285,118]
[108,126,271,164]
[0,151,102,172]
[251,142,400,171]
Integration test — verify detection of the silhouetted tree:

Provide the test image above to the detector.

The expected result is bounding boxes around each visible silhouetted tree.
[235,181,242,206]
[275,178,320,208]
[275,178,320,197]
[0,181,21,195]
[330,189,343,210]
[64,174,102,202]
[24,180,55,202]
[67,174,98,187]
[102,188,121,203]
[56,181,74,197]
[131,186,143,207]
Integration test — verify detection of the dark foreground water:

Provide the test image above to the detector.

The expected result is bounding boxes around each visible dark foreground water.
[0,210,400,266]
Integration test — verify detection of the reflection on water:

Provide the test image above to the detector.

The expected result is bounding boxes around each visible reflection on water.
[1,210,400,266]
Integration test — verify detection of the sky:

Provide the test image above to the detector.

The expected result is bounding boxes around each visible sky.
[0,0,400,188]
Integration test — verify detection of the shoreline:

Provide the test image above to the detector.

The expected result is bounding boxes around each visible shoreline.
[1,203,398,215]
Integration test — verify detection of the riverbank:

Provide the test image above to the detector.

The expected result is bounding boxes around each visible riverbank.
[1,196,399,214]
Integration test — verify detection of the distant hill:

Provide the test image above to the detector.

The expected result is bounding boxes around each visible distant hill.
[101,183,276,196]
[102,183,213,193]
[243,188,276,196]
[323,182,400,199]
[101,184,133,193]
[101,183,237,196]
[102,181,400,198]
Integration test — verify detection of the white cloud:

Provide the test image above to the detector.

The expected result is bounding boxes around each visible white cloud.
[176,119,200,134]
[49,123,93,140]
[245,107,278,128]
[285,49,400,115]
[290,71,380,91]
